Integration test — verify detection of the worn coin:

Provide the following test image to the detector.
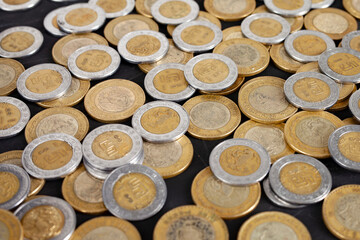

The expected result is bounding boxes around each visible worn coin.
[0,58,24,96]
[0,209,23,240]
[0,0,39,11]
[264,0,311,17]
[342,30,360,52]
[270,43,304,73]
[343,0,360,19]
[204,0,256,21]
[43,7,68,37]
[89,0,135,18]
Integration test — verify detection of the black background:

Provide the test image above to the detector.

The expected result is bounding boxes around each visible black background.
[1,0,360,239]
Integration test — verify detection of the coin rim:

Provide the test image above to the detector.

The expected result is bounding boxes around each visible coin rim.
[349,89,360,121]
[43,7,68,37]
[264,0,311,16]
[342,30,360,51]
[203,0,256,21]
[0,0,40,11]
[89,0,135,18]
[311,0,334,8]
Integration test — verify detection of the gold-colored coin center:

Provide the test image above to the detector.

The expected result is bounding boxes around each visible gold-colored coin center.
[65,8,98,27]
[0,31,34,52]
[212,0,247,14]
[96,0,127,13]
[293,77,331,102]
[153,68,188,94]
[126,35,161,56]
[180,25,215,46]
[328,53,360,76]
[95,86,136,112]
[159,1,191,19]
[25,69,63,94]
[338,132,360,162]
[293,35,327,56]
[3,0,29,4]
[92,131,133,160]
[273,0,304,10]
[0,103,20,130]
[193,59,229,84]
[76,50,112,72]
[249,18,283,38]
[0,172,19,204]
[350,36,360,52]
[313,13,348,34]
[140,107,180,134]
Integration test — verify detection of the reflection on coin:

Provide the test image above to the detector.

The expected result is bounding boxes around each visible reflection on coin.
[0,58,24,96]
[135,0,159,18]
[0,209,23,240]
[192,167,261,219]
[89,0,135,18]
[264,0,311,17]
[342,30,360,52]
[343,0,360,19]
[183,95,241,140]
[0,0,39,11]
[311,0,334,8]
[199,75,245,96]
[154,205,229,240]
[204,0,256,21]
[270,43,304,73]
[43,7,68,37]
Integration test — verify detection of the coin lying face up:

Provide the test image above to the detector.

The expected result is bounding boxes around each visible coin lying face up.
[89,0,135,18]
[0,209,23,240]
[0,0,39,11]
[342,30,360,52]
[204,0,256,21]
[43,7,68,37]
[264,0,311,17]
[349,89,360,122]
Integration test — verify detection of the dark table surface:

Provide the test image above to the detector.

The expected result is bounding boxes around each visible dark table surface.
[1,0,359,239]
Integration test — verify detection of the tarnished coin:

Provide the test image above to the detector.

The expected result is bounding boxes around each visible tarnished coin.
[342,30,360,52]
[43,7,68,37]
[304,8,358,40]
[0,96,30,139]
[238,76,298,123]
[192,167,261,219]
[62,165,106,214]
[103,164,167,221]
[14,196,76,240]
[183,95,241,140]
[222,26,245,41]
[89,0,135,18]
[70,216,141,240]
[25,107,89,143]
[0,164,30,210]
[22,133,82,180]
[204,0,256,21]
[0,209,23,240]
[0,0,39,11]
[270,43,304,73]
[0,26,43,58]
[199,75,245,96]
[264,0,311,17]
[57,3,106,33]
[84,79,145,123]
[0,58,24,96]
[349,89,360,121]
[284,111,344,158]
[234,120,294,163]
[154,205,229,240]
[209,138,270,186]
[343,0,360,19]
[143,135,193,179]
[237,211,311,240]
[343,117,359,125]
[135,0,159,18]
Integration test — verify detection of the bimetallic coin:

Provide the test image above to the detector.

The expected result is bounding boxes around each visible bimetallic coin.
[199,75,245,96]
[241,13,291,45]
[68,45,121,80]
[264,0,311,16]
[204,0,256,21]
[209,138,271,186]
[22,133,82,180]
[312,0,334,8]
[192,167,261,219]
[135,0,158,18]
[151,0,199,25]
[0,209,23,240]
[83,158,113,180]
[222,26,245,41]
[0,58,24,96]
[343,0,360,19]
[57,3,106,33]
[14,196,76,240]
[342,30,360,52]
[0,26,43,58]
[270,43,304,73]
[154,205,229,240]
[284,72,339,111]
[118,30,169,64]
[0,97,30,139]
[43,7,68,37]
[103,164,167,221]
[0,0,39,11]
[349,89,360,121]
[89,0,135,18]
[144,63,195,101]
[284,30,335,62]
[172,21,222,53]
[0,164,30,210]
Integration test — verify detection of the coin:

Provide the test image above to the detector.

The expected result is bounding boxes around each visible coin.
[329,96,352,111]
[14,196,76,240]
[0,150,45,197]
[43,7,68,37]
[62,165,106,214]
[234,120,294,163]
[343,0,360,19]
[154,205,229,240]
[25,107,89,143]
[237,211,311,240]
[143,135,193,179]
[84,79,145,123]
[88,0,135,18]
[135,0,158,18]
[151,0,199,25]
[0,58,24,96]
[284,111,344,158]
[0,209,23,240]
[270,43,304,73]
[52,33,109,67]
[238,76,298,123]
[68,45,121,80]
[22,133,82,180]
[70,216,141,240]
[264,0,311,16]
[213,38,270,77]
[0,164,30,210]
[192,167,261,219]
[222,26,245,41]
[322,184,360,240]
[204,0,256,21]
[172,21,222,53]
[0,26,43,58]
[312,0,334,8]
[296,61,320,73]
[343,117,359,125]
[57,3,106,33]
[349,89,360,121]
[104,14,159,46]
[0,0,39,11]
[199,75,245,96]
[183,95,241,140]
[342,30,360,52]
[103,164,167,220]
[0,96,30,139]
[304,7,358,40]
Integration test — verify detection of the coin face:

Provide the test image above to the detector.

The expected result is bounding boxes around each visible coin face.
[89,0,135,18]
[0,209,23,240]
[270,43,304,73]
[204,0,255,21]
[342,31,360,52]
[0,58,24,96]
[343,0,360,19]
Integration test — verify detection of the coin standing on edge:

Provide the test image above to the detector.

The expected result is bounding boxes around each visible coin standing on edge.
[0,209,23,240]
[204,0,256,21]
[0,0,39,11]
[349,89,360,121]
[343,0,360,19]
[264,0,311,17]
[43,7,68,37]
[89,0,135,18]
[270,43,304,73]
[342,30,360,52]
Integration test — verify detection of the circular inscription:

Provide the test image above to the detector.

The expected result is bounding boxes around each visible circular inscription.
[327,53,360,76]
[113,20,150,40]
[35,114,79,138]
[222,44,260,67]
[126,35,161,56]
[0,172,19,204]
[338,132,360,162]
[293,35,327,56]
[159,1,191,19]
[76,50,112,72]
[143,141,182,168]
[180,26,215,46]
[249,18,283,38]
[249,85,289,114]
[96,0,127,13]
[0,64,15,88]
[189,101,230,130]
[61,38,98,59]
[313,13,348,34]
[335,193,360,232]
[153,68,188,94]
[0,32,34,52]
[140,107,180,134]
[0,103,20,130]
[74,171,103,203]
[293,77,331,102]
[83,226,128,240]
[25,69,62,94]
[95,86,135,113]
[212,0,247,14]
[250,222,298,240]
[193,59,229,84]
[65,8,98,27]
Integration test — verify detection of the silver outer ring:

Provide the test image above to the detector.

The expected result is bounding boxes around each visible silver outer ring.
[241,13,291,45]
[43,7,68,37]
[14,196,76,240]
[57,3,106,33]
[263,177,306,209]
[144,63,195,101]
[284,72,339,111]
[131,101,190,143]
[311,0,334,8]
[349,89,360,121]
[118,30,169,64]
[184,53,238,92]
[68,45,121,80]
[209,138,271,186]
[0,97,30,139]
[342,31,360,51]
[0,26,43,58]
[17,63,72,102]
[264,0,311,16]
[82,124,143,171]
[88,0,135,18]
[269,154,332,205]
[0,164,30,210]
[319,47,360,84]
[284,30,335,62]
[172,21,222,53]
[103,164,167,221]
[329,125,360,172]
[22,133,82,180]
[0,0,39,11]
[151,0,199,25]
